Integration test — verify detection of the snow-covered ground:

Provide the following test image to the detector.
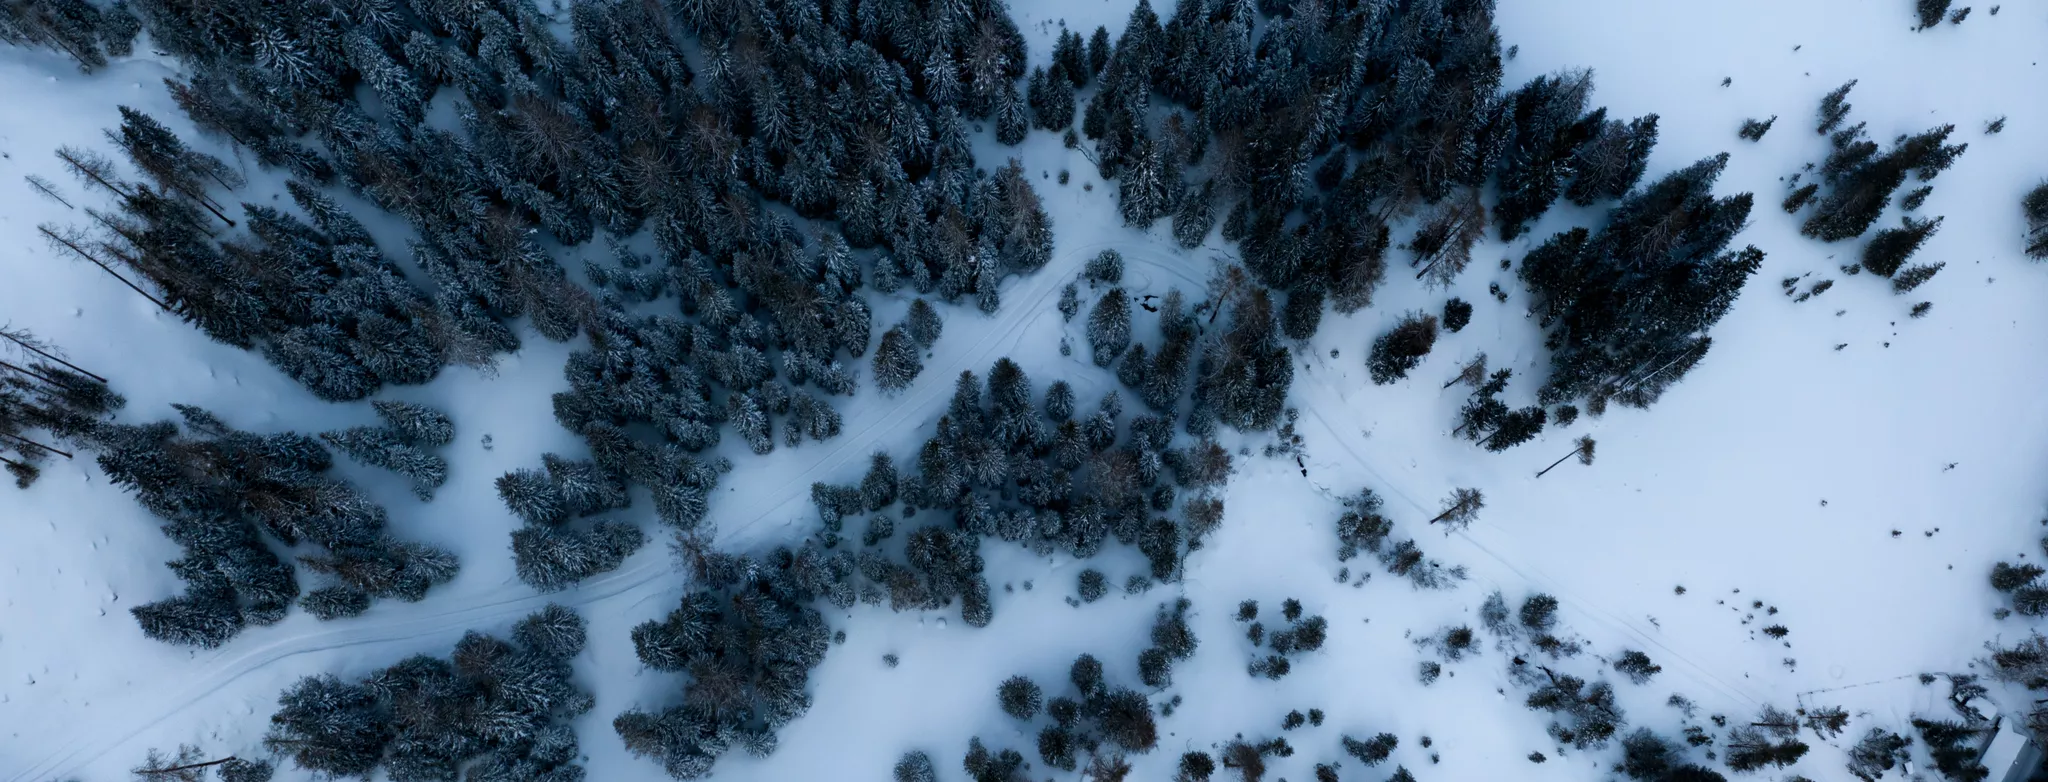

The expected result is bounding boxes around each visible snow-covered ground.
[4,1,2048,780]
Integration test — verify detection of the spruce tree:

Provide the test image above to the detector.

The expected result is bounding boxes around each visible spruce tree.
[1367,313,1439,385]
[907,298,944,348]
[1089,288,1133,367]
[874,327,924,392]
[1862,216,1942,277]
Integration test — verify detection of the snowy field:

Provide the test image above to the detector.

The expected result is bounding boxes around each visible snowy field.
[4,1,2048,780]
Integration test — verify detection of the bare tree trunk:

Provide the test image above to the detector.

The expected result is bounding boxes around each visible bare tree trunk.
[0,432,72,459]
[38,226,174,312]
[1536,449,1576,478]
[0,359,62,387]
[137,756,237,776]
[0,331,106,382]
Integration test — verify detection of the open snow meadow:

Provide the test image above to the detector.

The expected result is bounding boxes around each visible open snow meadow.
[3,0,2047,780]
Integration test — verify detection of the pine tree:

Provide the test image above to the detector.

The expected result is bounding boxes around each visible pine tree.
[1917,0,1954,29]
[1862,216,1942,276]
[995,81,1029,146]
[907,298,944,348]
[1443,298,1473,333]
[1085,250,1126,285]
[1409,191,1487,288]
[1891,262,1943,293]
[1612,650,1661,683]
[896,751,939,782]
[300,586,371,621]
[1174,181,1216,249]
[997,675,1043,720]
[371,401,454,447]
[1089,288,1132,367]
[1367,313,1439,385]
[1818,81,1857,134]
[131,591,244,648]
[1482,407,1547,451]
[1739,116,1777,141]
[511,521,646,592]
[874,327,924,392]
[514,604,588,660]
[2024,182,2048,259]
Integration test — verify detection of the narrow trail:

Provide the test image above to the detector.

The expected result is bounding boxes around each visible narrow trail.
[6,240,1208,782]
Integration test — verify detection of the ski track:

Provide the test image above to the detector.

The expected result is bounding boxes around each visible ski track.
[7,237,1207,782]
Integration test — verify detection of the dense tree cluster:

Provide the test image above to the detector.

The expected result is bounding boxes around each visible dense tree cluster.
[1449,364,1545,451]
[0,330,123,488]
[976,651,1160,775]
[1723,706,1811,773]
[1520,154,1763,409]
[0,0,140,70]
[321,401,453,500]
[97,405,456,646]
[803,356,1232,592]
[615,544,841,778]
[1617,729,1727,782]
[1139,597,1199,687]
[1237,596,1327,680]
[48,111,484,402]
[1073,0,1693,412]
[1792,81,1965,243]
[38,0,1062,550]
[498,453,648,591]
[263,605,592,781]
[1526,667,1626,750]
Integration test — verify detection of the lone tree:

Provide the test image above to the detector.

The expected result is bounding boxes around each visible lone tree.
[1537,436,1597,478]
[1429,488,1485,530]
[1368,312,1440,385]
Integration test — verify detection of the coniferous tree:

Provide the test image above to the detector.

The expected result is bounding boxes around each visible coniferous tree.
[1174,181,1217,249]
[1521,154,1761,408]
[1566,113,1660,206]
[1409,191,1487,288]
[1527,670,1626,750]
[907,299,944,349]
[998,676,1043,721]
[1818,81,1858,134]
[1368,313,1439,385]
[1443,298,1473,333]
[1846,728,1911,781]
[2023,182,2048,259]
[1917,0,1954,28]
[1089,288,1133,367]
[874,327,924,392]
[1739,116,1777,141]
[1803,124,1964,241]
[1862,216,1942,277]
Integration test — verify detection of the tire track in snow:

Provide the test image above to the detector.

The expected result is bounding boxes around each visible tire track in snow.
[7,238,1205,782]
